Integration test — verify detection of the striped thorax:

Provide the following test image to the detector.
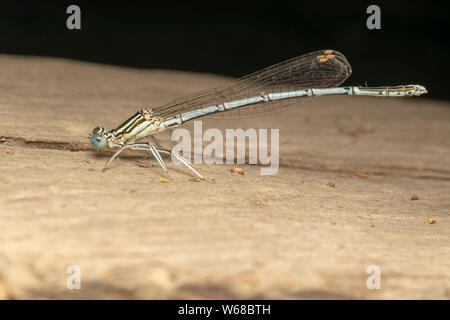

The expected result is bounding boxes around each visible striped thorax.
[90,107,167,150]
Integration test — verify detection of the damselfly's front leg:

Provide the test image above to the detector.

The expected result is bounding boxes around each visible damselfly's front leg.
[102,142,127,172]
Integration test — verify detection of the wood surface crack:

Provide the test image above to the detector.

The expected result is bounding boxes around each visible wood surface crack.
[2,135,450,181]
[0,136,93,152]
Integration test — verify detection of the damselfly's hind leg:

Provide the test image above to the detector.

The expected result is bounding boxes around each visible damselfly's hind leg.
[157,147,215,182]
[155,148,205,180]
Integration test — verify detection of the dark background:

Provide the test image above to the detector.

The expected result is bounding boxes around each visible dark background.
[0,0,449,100]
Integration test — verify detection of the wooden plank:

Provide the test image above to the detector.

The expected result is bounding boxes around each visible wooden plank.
[0,55,449,299]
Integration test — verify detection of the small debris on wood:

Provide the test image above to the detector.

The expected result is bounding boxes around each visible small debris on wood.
[428,218,436,224]
[189,178,202,182]
[159,178,168,183]
[231,167,245,175]
[411,195,420,200]
[352,172,368,179]
[326,181,335,187]
[250,200,267,206]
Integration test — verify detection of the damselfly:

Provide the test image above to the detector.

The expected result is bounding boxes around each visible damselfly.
[90,49,427,180]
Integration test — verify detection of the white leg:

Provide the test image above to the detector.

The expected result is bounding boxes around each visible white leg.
[156,148,204,180]
[104,142,212,182]
[124,142,168,172]
[102,144,129,171]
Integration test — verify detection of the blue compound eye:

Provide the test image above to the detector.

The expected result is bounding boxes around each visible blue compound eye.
[91,134,106,150]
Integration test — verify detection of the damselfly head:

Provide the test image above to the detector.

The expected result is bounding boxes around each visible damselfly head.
[91,126,107,150]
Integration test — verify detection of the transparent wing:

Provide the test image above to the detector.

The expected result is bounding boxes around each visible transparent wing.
[153,49,352,119]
